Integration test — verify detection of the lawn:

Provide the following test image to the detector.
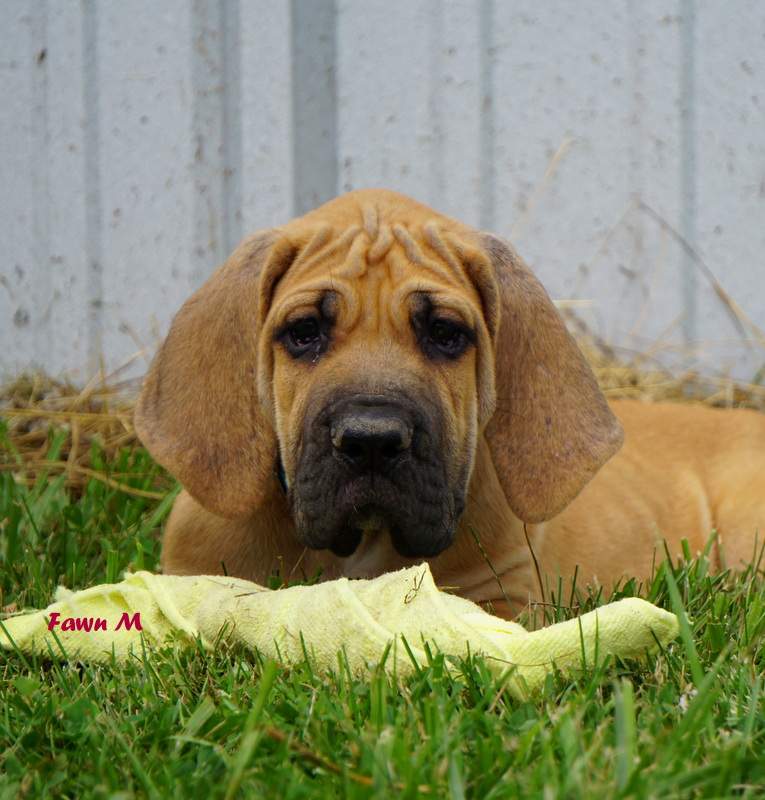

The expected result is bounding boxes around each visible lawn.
[1,376,764,799]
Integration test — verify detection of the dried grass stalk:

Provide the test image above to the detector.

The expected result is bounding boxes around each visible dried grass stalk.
[1,373,150,496]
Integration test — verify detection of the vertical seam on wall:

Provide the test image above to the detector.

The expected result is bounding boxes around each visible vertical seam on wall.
[30,3,50,364]
[82,0,103,365]
[191,0,218,286]
[191,0,241,285]
[479,0,495,232]
[290,0,338,216]
[221,0,242,254]
[428,0,445,209]
[680,0,697,345]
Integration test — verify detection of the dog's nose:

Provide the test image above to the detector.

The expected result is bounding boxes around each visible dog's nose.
[331,407,413,474]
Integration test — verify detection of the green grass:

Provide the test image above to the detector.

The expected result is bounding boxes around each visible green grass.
[2,419,765,799]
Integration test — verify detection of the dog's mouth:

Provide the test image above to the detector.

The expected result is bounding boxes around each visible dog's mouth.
[328,503,441,559]
[329,505,384,556]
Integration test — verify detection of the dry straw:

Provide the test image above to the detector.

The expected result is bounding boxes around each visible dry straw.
[564,310,765,410]
[0,371,153,497]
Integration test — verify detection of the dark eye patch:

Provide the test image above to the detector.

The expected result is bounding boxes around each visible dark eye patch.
[411,293,474,361]
[277,291,337,361]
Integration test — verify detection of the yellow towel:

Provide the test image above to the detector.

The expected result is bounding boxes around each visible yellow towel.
[0,565,678,698]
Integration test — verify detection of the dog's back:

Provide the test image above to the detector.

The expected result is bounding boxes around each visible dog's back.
[530,398,765,598]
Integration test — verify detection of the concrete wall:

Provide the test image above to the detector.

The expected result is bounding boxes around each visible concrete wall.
[2,1,764,383]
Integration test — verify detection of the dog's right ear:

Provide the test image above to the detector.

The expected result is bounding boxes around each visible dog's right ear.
[134,232,298,519]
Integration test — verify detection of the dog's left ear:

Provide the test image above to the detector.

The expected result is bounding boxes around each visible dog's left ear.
[478,234,624,523]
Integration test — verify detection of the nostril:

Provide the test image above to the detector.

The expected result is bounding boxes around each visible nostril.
[379,438,404,463]
[340,440,367,465]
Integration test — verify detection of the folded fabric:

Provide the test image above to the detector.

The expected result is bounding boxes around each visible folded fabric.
[0,565,678,698]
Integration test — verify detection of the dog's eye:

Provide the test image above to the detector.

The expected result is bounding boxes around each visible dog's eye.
[288,318,321,348]
[428,319,465,353]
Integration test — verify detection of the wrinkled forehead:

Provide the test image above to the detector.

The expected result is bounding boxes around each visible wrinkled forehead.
[268,203,486,326]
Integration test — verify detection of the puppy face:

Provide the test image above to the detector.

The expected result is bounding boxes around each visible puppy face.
[135,189,623,573]
[257,218,495,559]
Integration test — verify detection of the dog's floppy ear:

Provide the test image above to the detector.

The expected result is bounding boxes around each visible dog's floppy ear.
[480,235,624,523]
[135,231,297,519]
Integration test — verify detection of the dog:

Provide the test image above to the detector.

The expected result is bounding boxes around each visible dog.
[135,189,765,617]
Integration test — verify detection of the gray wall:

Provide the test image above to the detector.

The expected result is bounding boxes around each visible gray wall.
[2,1,764,383]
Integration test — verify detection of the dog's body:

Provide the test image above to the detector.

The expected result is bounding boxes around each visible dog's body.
[135,190,765,617]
